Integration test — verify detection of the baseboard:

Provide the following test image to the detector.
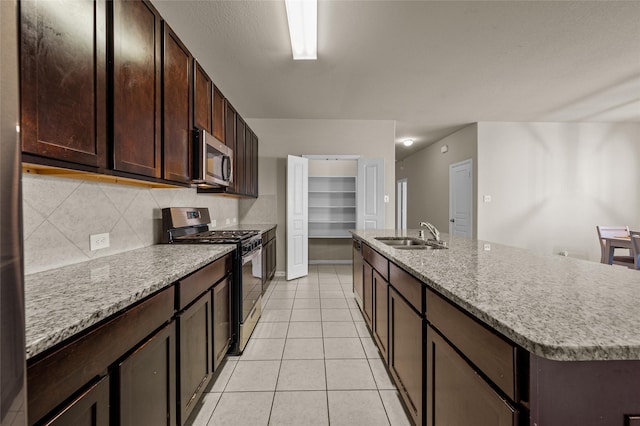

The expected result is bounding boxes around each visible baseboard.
[309,260,353,265]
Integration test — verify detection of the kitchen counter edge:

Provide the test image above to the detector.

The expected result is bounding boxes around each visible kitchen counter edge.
[25,244,235,359]
[352,229,640,362]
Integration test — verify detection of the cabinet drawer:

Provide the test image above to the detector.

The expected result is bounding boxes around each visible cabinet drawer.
[389,263,423,313]
[427,326,518,426]
[363,244,388,280]
[177,254,232,310]
[427,289,518,401]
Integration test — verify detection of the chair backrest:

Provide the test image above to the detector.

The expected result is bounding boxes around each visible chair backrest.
[596,225,630,249]
[597,225,630,239]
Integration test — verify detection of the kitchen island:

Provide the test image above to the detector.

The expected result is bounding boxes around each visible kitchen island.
[351,229,640,426]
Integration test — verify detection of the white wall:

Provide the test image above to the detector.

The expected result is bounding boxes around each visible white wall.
[396,124,478,235]
[477,122,640,261]
[244,119,396,272]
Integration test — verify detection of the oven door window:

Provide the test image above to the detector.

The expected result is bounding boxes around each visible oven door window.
[241,249,262,322]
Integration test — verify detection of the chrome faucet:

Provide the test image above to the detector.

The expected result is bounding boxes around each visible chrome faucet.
[419,221,440,242]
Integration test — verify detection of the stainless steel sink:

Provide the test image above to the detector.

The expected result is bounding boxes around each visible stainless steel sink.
[375,237,448,250]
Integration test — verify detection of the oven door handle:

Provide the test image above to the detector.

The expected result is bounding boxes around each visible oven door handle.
[242,247,262,264]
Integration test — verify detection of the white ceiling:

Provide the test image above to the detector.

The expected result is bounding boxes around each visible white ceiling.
[152,0,640,160]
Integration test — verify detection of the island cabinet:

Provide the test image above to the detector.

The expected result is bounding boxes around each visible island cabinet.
[162,23,193,184]
[112,0,162,178]
[387,263,424,426]
[362,244,390,361]
[426,288,521,426]
[20,0,108,169]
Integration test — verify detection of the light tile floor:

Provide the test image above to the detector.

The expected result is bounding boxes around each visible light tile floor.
[186,264,412,426]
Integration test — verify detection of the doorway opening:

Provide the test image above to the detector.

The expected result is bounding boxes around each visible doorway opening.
[396,178,407,230]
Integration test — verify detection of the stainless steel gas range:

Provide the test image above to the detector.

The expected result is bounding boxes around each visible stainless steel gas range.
[162,207,262,354]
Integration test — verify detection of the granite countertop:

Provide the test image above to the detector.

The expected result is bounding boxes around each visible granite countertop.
[25,244,235,359]
[220,223,276,233]
[352,229,640,362]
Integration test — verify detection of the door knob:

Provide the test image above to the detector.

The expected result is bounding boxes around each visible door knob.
[450,218,455,223]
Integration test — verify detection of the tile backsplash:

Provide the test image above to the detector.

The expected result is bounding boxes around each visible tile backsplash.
[23,174,239,274]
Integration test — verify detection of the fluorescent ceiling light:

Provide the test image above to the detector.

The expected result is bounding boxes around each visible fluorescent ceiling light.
[403,139,414,147]
[285,0,317,60]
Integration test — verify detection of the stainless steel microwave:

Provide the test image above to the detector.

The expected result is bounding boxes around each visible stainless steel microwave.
[193,129,233,187]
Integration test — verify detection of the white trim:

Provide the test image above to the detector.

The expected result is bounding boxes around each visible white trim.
[309,260,353,265]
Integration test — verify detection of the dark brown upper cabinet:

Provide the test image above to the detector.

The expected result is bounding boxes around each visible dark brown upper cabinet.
[224,101,236,153]
[162,23,192,184]
[112,0,162,178]
[251,130,259,197]
[20,0,107,168]
[235,117,246,195]
[213,86,225,144]
[245,126,252,196]
[193,61,212,134]
[245,127,259,197]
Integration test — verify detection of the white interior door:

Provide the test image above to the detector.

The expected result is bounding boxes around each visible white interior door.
[286,155,308,280]
[449,159,473,238]
[397,178,407,230]
[357,158,384,229]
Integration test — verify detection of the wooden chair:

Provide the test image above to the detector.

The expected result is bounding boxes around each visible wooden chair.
[596,225,632,265]
[631,232,640,270]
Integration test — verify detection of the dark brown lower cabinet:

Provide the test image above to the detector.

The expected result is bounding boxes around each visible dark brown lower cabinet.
[363,261,373,327]
[212,277,231,372]
[177,293,212,425]
[373,270,388,361]
[352,240,364,308]
[426,325,517,426]
[118,322,176,426]
[261,228,277,292]
[388,286,423,426]
[44,377,109,426]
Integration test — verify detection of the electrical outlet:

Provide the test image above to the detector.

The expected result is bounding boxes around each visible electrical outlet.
[483,195,492,203]
[225,218,230,225]
[211,219,217,227]
[233,218,237,223]
[90,233,110,251]
[483,243,491,251]
[384,195,390,203]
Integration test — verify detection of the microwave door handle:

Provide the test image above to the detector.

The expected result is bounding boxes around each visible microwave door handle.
[223,155,231,182]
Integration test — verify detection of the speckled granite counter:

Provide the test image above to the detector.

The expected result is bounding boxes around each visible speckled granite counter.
[25,244,235,359]
[221,223,276,233]
[352,229,640,362]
